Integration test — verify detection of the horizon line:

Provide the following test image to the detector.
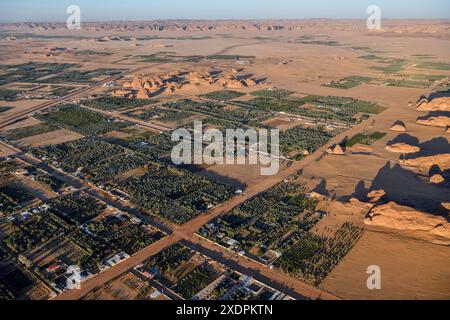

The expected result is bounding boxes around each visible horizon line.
[2,17,450,24]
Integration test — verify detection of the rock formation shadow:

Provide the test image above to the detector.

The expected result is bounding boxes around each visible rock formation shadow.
[405,136,450,160]
[312,179,329,197]
[346,161,449,216]
[388,133,419,147]
[429,90,450,100]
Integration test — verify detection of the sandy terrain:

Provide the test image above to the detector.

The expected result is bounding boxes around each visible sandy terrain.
[14,128,83,148]
[322,230,450,300]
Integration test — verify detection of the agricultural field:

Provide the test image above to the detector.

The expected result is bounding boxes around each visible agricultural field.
[137,52,203,63]
[199,182,321,257]
[3,123,57,141]
[48,192,105,225]
[293,95,386,123]
[70,213,164,274]
[118,162,237,224]
[369,58,408,74]
[173,265,218,299]
[415,61,450,71]
[41,68,123,84]
[434,80,450,95]
[274,223,364,286]
[37,104,131,136]
[383,74,447,89]
[48,86,77,98]
[0,249,50,300]
[295,35,341,46]
[323,76,374,89]
[33,173,68,193]
[235,92,385,123]
[124,107,196,126]
[82,96,154,112]
[0,179,36,214]
[0,89,22,101]
[200,90,246,101]
[165,99,272,127]
[0,106,13,113]
[136,244,223,299]
[75,50,113,57]
[109,129,176,157]
[250,89,294,99]
[345,131,386,147]
[3,210,73,254]
[0,62,75,85]
[280,126,334,158]
[31,137,155,183]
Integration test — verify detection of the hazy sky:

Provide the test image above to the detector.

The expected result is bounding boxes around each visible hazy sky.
[0,0,449,23]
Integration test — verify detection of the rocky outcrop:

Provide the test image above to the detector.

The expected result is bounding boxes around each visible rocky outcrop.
[365,201,450,245]
[417,115,450,128]
[367,189,386,203]
[404,153,450,171]
[416,97,450,112]
[385,143,420,154]
[430,174,445,184]
[326,144,345,155]
[112,68,261,99]
[442,202,450,211]
[390,121,406,132]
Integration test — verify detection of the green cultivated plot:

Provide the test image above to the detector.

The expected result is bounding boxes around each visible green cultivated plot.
[345,131,386,147]
[250,89,294,99]
[69,215,163,274]
[275,223,364,286]
[174,266,218,299]
[41,68,123,84]
[82,96,154,112]
[280,127,333,156]
[0,106,13,113]
[383,74,446,89]
[0,89,21,101]
[119,163,236,224]
[415,61,450,71]
[323,76,374,89]
[125,107,195,125]
[4,211,72,254]
[370,59,407,74]
[32,137,156,183]
[4,123,57,140]
[199,182,321,255]
[201,90,246,101]
[0,62,76,85]
[37,104,130,135]
[49,192,105,225]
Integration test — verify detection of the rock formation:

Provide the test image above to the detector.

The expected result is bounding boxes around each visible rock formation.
[385,143,420,154]
[416,115,450,128]
[326,144,345,155]
[367,189,386,203]
[442,202,450,211]
[365,201,450,245]
[390,121,406,132]
[416,97,450,112]
[404,153,450,171]
[429,174,445,184]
